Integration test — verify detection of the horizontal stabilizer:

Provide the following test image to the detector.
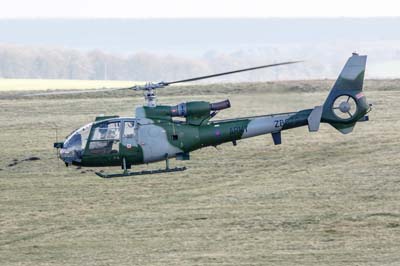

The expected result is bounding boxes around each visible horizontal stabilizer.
[308,106,323,132]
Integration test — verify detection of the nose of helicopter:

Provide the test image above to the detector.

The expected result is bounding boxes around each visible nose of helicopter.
[54,141,83,165]
[54,123,92,166]
[59,146,83,165]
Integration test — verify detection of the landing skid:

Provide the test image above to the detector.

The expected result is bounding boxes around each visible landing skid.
[96,156,186,178]
[95,166,187,178]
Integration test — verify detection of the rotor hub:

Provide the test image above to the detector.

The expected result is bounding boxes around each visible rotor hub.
[339,101,351,113]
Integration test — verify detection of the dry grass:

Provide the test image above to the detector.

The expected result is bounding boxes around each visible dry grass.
[0,81,399,265]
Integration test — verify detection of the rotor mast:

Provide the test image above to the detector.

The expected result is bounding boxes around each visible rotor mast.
[133,81,167,107]
[143,87,156,107]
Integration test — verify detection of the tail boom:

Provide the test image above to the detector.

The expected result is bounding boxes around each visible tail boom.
[196,53,370,150]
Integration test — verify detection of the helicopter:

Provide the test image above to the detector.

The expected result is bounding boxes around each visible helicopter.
[51,53,371,178]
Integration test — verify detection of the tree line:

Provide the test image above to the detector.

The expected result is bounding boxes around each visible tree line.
[0,44,329,82]
[1,44,398,81]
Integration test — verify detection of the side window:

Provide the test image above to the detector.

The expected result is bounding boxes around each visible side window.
[123,121,135,138]
[88,121,120,155]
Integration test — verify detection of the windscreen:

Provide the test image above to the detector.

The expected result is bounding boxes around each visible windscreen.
[64,123,92,151]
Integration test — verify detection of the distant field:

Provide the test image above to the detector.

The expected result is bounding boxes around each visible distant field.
[0,81,399,266]
[0,78,142,91]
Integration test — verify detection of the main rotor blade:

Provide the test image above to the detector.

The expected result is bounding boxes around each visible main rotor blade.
[20,60,301,95]
[22,86,133,97]
[164,61,302,85]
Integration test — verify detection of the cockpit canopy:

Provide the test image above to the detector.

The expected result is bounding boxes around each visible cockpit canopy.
[59,118,137,165]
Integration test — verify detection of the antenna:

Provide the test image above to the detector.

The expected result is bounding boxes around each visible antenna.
[54,125,60,168]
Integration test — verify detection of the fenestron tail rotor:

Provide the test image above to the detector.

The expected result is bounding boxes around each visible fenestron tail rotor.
[332,95,358,120]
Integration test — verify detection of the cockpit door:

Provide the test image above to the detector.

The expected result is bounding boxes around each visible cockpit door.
[121,121,137,147]
[82,120,122,166]
[120,121,142,165]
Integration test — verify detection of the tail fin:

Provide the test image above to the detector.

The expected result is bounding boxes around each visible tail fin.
[321,53,370,134]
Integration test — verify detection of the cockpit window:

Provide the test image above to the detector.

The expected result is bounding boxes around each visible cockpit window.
[91,122,121,141]
[123,121,135,138]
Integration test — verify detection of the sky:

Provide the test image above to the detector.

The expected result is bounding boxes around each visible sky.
[0,0,399,18]
[0,1,399,79]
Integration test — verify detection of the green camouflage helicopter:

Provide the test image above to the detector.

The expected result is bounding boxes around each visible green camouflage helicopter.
[53,53,371,178]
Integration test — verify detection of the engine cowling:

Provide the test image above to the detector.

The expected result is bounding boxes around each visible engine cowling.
[170,100,230,117]
[135,100,231,125]
[170,100,230,125]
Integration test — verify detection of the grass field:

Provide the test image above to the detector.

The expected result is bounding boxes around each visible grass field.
[0,80,399,265]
